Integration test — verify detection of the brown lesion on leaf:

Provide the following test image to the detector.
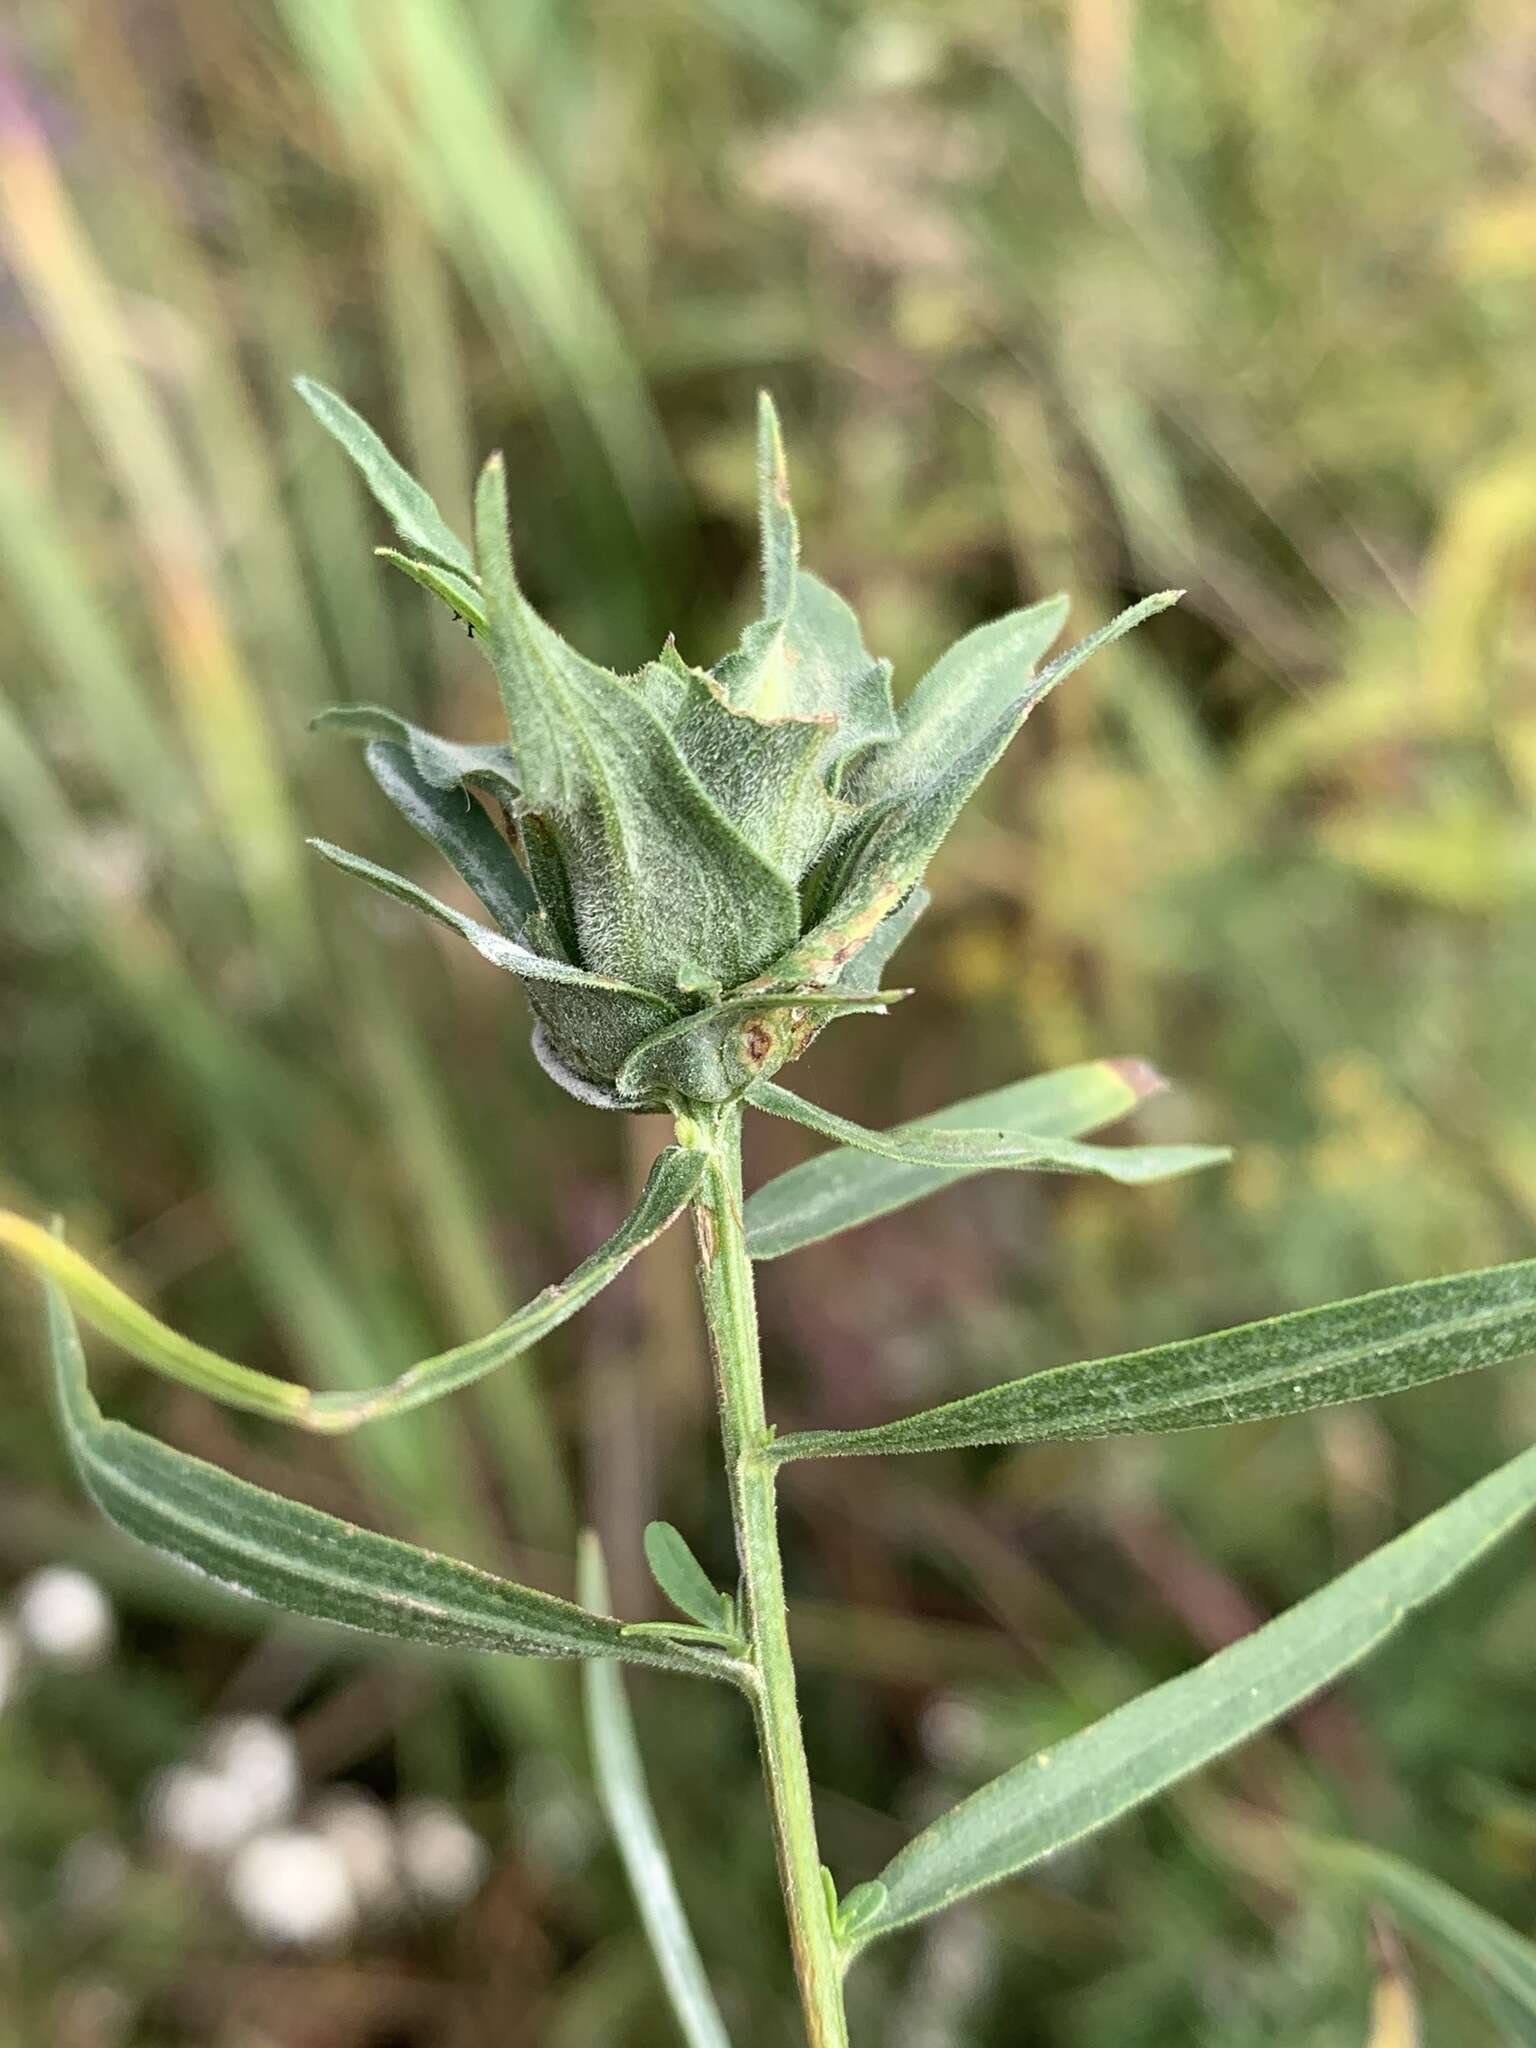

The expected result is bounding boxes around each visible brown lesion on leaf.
[742,1018,777,1067]
[745,869,908,993]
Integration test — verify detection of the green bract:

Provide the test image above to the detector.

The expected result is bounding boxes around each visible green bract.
[297,379,1177,1108]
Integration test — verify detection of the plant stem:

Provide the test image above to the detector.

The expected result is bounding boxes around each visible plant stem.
[683,1103,850,2048]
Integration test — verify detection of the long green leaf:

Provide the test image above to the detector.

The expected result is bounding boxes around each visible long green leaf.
[744,1057,1173,1259]
[579,1535,737,2048]
[294,376,475,577]
[847,1442,1536,1948]
[1307,1839,1536,2041]
[43,1265,730,1680]
[771,1257,1536,1460]
[746,1078,1229,1203]
[3,1148,705,1431]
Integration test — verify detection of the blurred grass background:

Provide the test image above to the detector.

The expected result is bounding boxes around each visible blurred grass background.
[2,0,1535,2041]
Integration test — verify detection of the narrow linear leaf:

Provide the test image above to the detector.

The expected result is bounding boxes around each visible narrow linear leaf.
[0,1211,309,1423]
[850,1442,1536,1947]
[770,1257,1536,1461]
[307,837,674,1014]
[310,1146,707,1426]
[1307,1839,1536,2041]
[294,377,475,577]
[746,1079,1228,1200]
[362,741,539,936]
[44,1267,726,1680]
[645,1522,730,1631]
[376,549,488,636]
[853,594,1072,805]
[745,1057,1171,1259]
[4,1151,705,1433]
[579,1535,737,2048]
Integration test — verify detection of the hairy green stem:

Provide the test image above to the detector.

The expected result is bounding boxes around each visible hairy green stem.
[683,1104,850,2048]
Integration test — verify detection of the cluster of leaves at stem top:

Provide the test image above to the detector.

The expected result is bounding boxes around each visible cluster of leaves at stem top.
[297,377,1178,1111]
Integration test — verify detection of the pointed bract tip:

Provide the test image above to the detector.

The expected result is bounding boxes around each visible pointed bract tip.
[1105,1056,1170,1103]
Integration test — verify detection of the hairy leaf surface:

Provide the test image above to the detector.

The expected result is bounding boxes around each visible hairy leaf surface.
[771,1258,1536,1459]
[474,453,800,993]
[745,1057,1172,1259]
[294,378,474,577]
[747,1078,1228,1199]
[4,1150,704,1430]
[45,1266,725,1677]
[849,1442,1536,1946]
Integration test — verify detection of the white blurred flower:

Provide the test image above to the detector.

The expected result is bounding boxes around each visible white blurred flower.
[145,1714,300,1860]
[146,1764,263,1860]
[309,1787,400,1918]
[200,1716,299,1832]
[395,1798,489,1914]
[226,1828,357,1948]
[12,1566,114,1669]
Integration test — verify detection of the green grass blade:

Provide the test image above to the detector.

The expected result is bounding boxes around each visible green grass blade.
[293,375,475,576]
[43,1261,727,1680]
[746,1078,1229,1212]
[644,1522,730,1631]
[1306,1839,1536,2041]
[744,1057,1173,1259]
[770,1258,1536,1462]
[1,1210,312,1424]
[579,1534,736,2048]
[847,1443,1536,1949]
[4,1149,705,1432]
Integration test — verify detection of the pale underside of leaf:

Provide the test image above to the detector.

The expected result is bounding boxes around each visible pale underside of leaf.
[579,1535,737,2048]
[744,1056,1170,1259]
[307,837,674,1050]
[770,1257,1536,1460]
[361,740,538,936]
[849,1441,1536,1948]
[311,704,521,813]
[45,1266,729,1679]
